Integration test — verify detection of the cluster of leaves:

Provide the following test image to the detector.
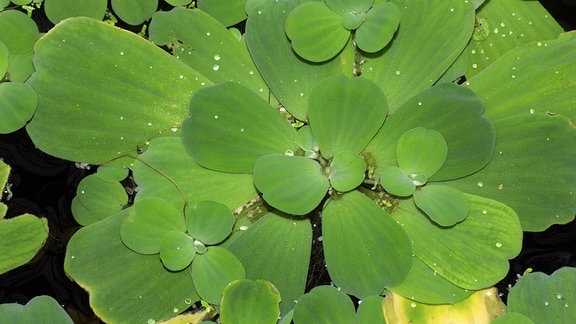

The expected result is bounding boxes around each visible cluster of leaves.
[1,0,576,322]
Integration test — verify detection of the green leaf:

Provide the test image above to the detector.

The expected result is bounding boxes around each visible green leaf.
[293,286,356,324]
[159,231,196,271]
[285,2,350,63]
[0,41,8,77]
[491,312,535,324]
[65,210,198,323]
[0,215,48,274]
[5,51,34,82]
[182,82,297,173]
[413,185,470,227]
[365,83,494,181]
[226,212,312,315]
[43,0,107,24]
[0,296,73,324]
[27,17,211,164]
[70,174,128,226]
[341,11,367,31]
[0,82,36,134]
[149,7,268,100]
[191,246,245,305]
[220,279,281,324]
[507,267,576,324]
[166,0,192,5]
[356,295,385,323]
[253,155,329,215]
[120,197,185,255]
[0,160,8,195]
[246,0,342,120]
[468,31,576,122]
[355,2,401,53]
[445,113,576,231]
[0,10,39,54]
[308,76,388,158]
[133,137,257,211]
[323,191,412,297]
[390,257,473,305]
[466,0,563,78]
[296,125,317,154]
[186,200,234,245]
[396,127,447,178]
[379,166,415,197]
[111,0,158,25]
[328,150,366,192]
[392,194,522,290]
[325,0,373,14]
[362,0,474,110]
[96,165,129,182]
[197,0,247,27]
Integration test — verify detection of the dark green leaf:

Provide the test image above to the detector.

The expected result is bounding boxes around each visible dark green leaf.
[379,166,415,197]
[396,127,447,178]
[0,215,48,274]
[44,0,107,24]
[293,286,356,324]
[328,150,366,192]
[0,296,73,324]
[0,82,37,134]
[355,2,401,53]
[159,231,195,271]
[71,174,128,226]
[356,295,385,323]
[198,0,247,27]
[111,0,158,25]
[413,184,470,227]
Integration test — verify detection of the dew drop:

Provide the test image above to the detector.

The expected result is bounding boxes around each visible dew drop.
[395,70,401,75]
[171,126,178,132]
[148,122,153,126]
[184,298,192,305]
[498,183,504,190]
[213,65,220,71]
[495,242,503,248]
[299,92,304,98]
[410,302,417,308]
[471,49,476,54]
[147,320,156,324]
[418,101,423,106]
[449,8,454,12]
[482,210,488,215]
[537,41,543,47]
[249,70,254,75]
[239,225,249,231]
[544,301,549,306]
[214,54,221,61]
[206,32,211,36]
[120,51,125,55]
[477,181,484,188]
[70,255,75,259]
[556,293,563,299]
[173,308,179,313]
[472,63,478,69]
[179,74,184,79]
[214,115,219,119]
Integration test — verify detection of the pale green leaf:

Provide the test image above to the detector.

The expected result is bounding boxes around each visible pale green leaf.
[379,166,415,197]
[182,82,297,173]
[191,246,245,305]
[197,0,247,27]
[0,10,39,54]
[226,212,312,315]
[185,200,234,245]
[308,76,387,158]
[253,155,329,215]
[328,150,366,192]
[111,0,158,25]
[71,174,128,226]
[356,295,385,323]
[293,286,356,324]
[362,0,474,110]
[0,296,73,324]
[120,198,185,255]
[396,127,447,178]
[285,2,350,63]
[0,82,36,134]
[246,0,342,120]
[220,279,281,324]
[44,0,107,24]
[27,17,211,164]
[133,137,257,211]
[325,0,373,14]
[355,1,400,53]
[323,191,412,297]
[392,194,522,290]
[159,231,195,271]
[413,184,470,227]
[0,215,48,274]
[65,210,198,323]
[507,267,576,323]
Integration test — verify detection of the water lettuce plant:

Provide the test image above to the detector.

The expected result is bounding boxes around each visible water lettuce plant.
[1,0,576,322]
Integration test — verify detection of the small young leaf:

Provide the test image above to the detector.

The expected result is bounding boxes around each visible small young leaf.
[220,279,281,324]
[396,127,447,178]
[159,231,196,271]
[356,295,385,323]
[293,286,356,324]
[325,0,373,15]
[0,82,37,134]
[111,0,158,26]
[186,200,234,245]
[328,150,366,192]
[253,155,329,215]
[356,2,401,53]
[44,0,107,24]
[379,166,415,197]
[413,184,470,227]
[191,246,245,305]
[120,197,185,255]
[285,2,349,62]
[71,174,128,226]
